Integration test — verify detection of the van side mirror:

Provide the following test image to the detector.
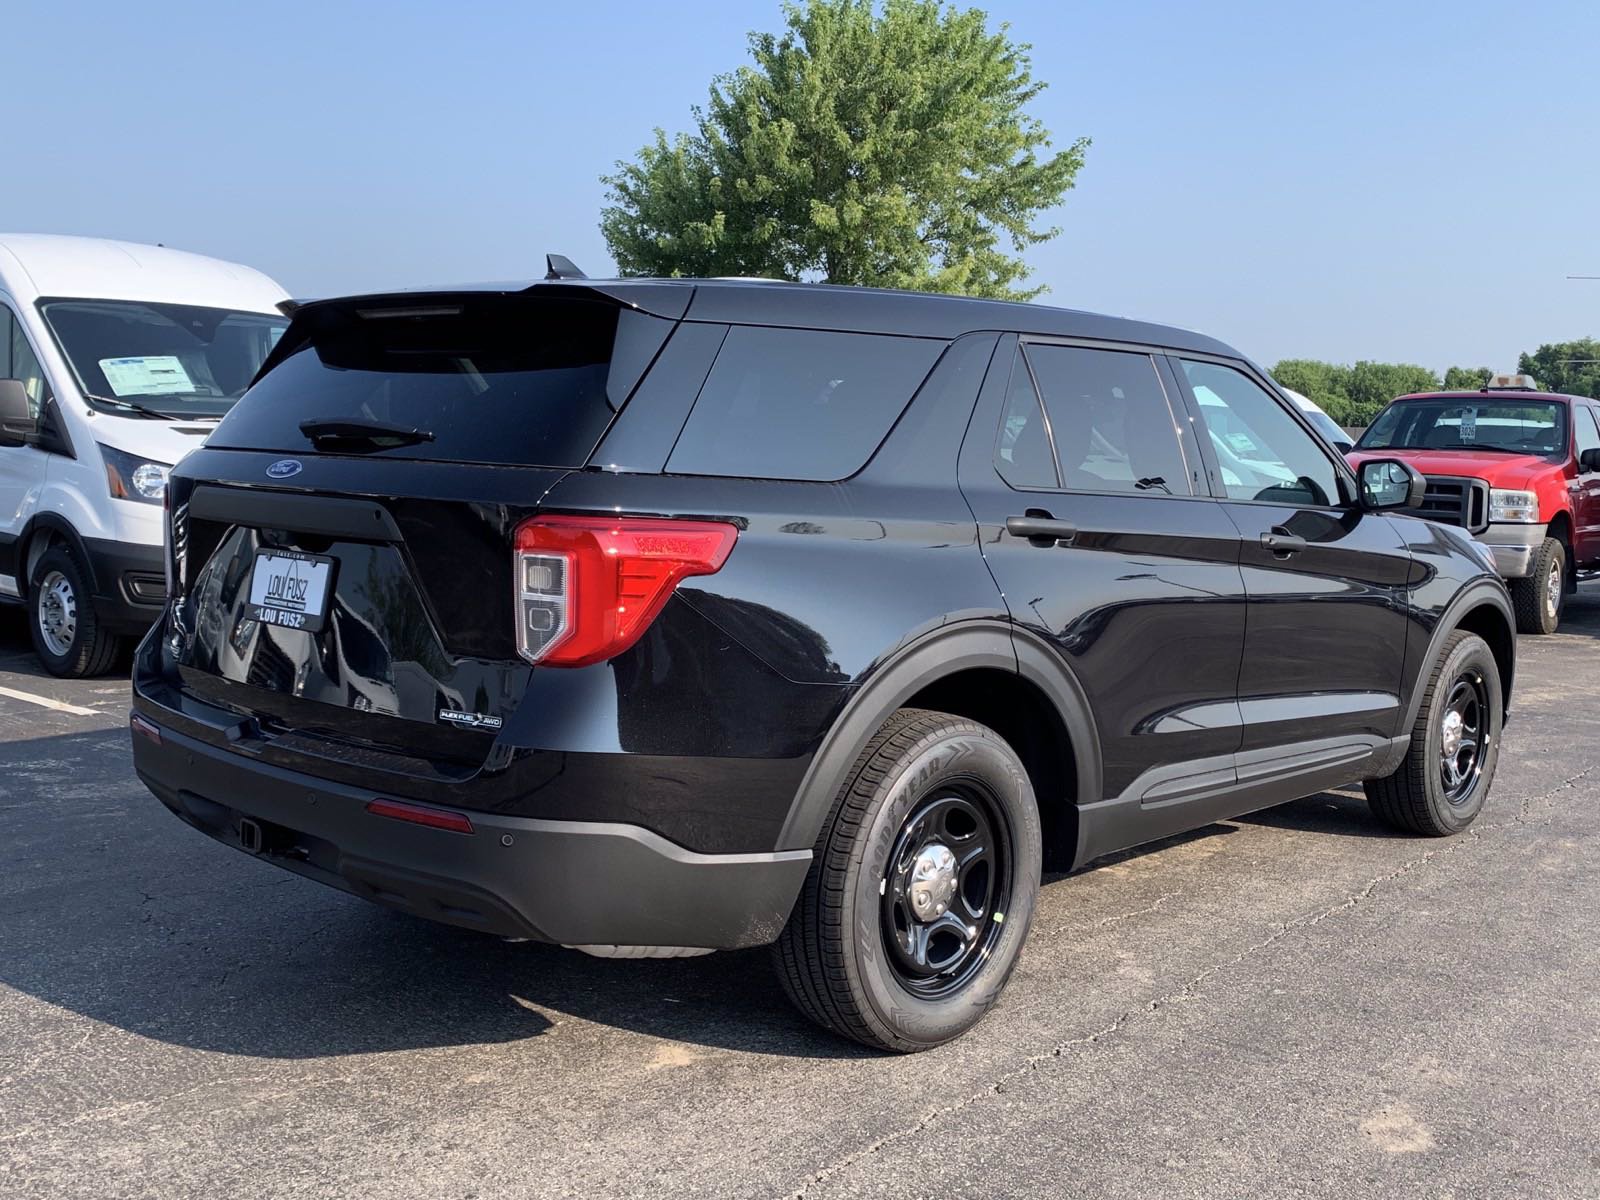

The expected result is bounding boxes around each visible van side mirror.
[0,380,37,448]
[1581,447,1600,474]
[1357,458,1425,511]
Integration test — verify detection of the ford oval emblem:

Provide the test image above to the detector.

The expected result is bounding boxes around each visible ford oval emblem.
[266,459,303,480]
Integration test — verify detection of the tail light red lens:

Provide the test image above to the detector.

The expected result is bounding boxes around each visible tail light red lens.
[513,514,738,667]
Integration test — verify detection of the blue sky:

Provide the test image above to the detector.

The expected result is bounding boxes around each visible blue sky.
[9,0,1597,371]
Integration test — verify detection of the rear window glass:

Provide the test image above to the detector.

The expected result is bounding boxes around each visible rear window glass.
[666,326,945,481]
[209,296,668,466]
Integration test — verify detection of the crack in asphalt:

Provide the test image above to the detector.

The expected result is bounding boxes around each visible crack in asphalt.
[1092,889,1182,929]
[782,764,1597,1199]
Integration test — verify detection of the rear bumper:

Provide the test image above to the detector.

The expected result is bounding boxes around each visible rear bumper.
[1478,523,1544,579]
[132,715,811,950]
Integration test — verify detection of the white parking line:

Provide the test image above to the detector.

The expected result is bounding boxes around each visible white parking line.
[0,685,99,717]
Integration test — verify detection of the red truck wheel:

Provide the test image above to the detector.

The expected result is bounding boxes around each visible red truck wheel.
[1509,537,1565,635]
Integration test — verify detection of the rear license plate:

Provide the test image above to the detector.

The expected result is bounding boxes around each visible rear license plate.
[247,549,336,632]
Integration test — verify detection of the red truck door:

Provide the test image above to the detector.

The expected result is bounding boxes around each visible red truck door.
[1575,404,1600,568]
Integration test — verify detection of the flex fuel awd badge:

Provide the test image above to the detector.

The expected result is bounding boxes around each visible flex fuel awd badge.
[438,708,503,731]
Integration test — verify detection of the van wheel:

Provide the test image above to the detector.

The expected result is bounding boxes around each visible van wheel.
[1509,538,1564,634]
[773,708,1041,1052]
[1364,630,1501,836]
[28,547,121,678]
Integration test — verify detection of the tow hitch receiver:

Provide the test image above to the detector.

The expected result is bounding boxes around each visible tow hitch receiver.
[239,818,263,855]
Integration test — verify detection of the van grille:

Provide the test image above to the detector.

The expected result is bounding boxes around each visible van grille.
[1408,475,1489,533]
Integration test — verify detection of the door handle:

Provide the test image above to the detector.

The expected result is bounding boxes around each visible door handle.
[1260,531,1307,555]
[1006,513,1077,546]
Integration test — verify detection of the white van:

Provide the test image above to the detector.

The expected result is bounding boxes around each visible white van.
[1279,386,1354,452]
[0,235,289,675]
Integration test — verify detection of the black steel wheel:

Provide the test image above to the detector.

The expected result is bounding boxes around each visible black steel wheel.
[1436,671,1488,807]
[1366,630,1502,836]
[881,787,1013,999]
[774,708,1042,1052]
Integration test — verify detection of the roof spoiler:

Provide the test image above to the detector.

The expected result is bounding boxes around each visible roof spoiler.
[276,298,305,317]
[545,253,587,281]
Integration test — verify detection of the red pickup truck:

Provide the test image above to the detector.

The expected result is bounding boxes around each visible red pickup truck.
[1350,378,1600,634]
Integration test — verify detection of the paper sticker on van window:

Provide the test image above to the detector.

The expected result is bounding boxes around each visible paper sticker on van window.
[99,355,195,396]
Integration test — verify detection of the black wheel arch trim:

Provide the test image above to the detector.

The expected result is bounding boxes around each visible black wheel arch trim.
[775,620,1103,852]
[1405,578,1515,734]
[10,514,100,599]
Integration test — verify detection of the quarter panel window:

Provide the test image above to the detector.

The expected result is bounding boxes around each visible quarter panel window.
[1181,360,1341,507]
[1025,344,1193,496]
[994,349,1058,489]
[667,326,944,481]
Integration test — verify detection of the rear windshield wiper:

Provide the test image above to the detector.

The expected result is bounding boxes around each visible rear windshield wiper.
[298,418,435,451]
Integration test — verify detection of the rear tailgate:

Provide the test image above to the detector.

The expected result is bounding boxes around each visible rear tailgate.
[166,456,566,769]
[152,287,678,784]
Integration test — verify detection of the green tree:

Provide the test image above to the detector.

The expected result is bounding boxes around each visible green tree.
[1518,338,1600,399]
[1271,358,1353,421]
[1344,361,1440,425]
[600,0,1088,299]
[1442,366,1492,390]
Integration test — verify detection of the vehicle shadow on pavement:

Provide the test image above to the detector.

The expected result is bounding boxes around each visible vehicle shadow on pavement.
[1559,582,1600,635]
[0,725,872,1060]
[1236,789,1398,838]
[0,722,1414,1064]
[1046,821,1238,884]
[0,608,135,678]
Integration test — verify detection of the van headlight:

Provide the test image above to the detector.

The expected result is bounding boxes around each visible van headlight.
[100,444,171,504]
[1488,489,1538,523]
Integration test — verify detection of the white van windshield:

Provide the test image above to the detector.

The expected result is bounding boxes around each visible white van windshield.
[39,298,288,419]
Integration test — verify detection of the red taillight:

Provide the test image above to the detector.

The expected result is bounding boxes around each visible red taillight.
[513,514,738,668]
[366,798,475,834]
[130,712,163,745]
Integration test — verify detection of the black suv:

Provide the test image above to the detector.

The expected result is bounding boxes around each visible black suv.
[131,276,1516,1051]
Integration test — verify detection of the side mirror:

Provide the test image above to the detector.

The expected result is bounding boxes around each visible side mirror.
[0,379,37,448]
[1357,457,1425,511]
[1581,447,1600,474]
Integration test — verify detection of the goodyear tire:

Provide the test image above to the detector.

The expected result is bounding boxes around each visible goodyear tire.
[774,708,1041,1051]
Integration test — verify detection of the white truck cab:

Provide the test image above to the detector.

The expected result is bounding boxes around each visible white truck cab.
[0,235,288,675]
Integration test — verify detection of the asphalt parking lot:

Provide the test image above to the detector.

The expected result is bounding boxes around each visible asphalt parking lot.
[2,589,1598,1200]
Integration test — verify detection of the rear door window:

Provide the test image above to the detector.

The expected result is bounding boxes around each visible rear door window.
[666,326,944,481]
[209,296,669,467]
[1021,344,1195,496]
